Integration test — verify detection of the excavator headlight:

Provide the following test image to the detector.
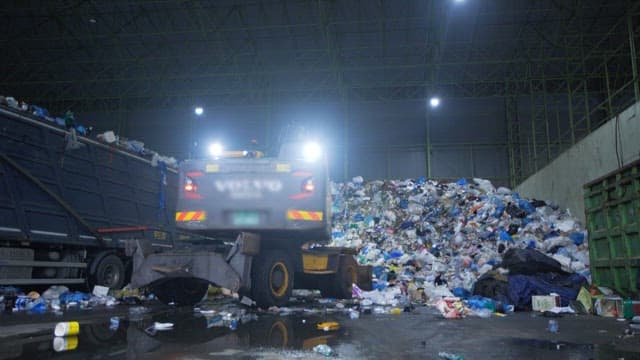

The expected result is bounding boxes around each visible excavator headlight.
[302,142,322,162]
[208,142,224,158]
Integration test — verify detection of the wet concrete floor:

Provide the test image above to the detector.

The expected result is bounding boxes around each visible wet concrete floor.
[1,301,640,359]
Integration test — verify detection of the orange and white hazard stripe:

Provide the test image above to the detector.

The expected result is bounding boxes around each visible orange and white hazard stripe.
[287,210,323,221]
[175,211,207,222]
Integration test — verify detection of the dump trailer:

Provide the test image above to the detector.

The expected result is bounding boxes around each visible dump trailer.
[131,141,371,307]
[0,104,204,290]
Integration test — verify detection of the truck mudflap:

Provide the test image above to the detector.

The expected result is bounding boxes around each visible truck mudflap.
[129,233,259,305]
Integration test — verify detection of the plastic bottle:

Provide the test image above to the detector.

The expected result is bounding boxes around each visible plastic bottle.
[313,344,333,356]
[623,298,634,320]
[27,298,47,314]
[110,317,120,331]
[438,351,464,360]
[474,308,492,318]
[14,296,30,311]
[349,309,360,319]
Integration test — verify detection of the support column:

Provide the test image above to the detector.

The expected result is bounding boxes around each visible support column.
[583,79,591,133]
[604,58,613,117]
[529,79,538,172]
[566,83,576,145]
[425,108,431,178]
[628,14,640,102]
[541,70,551,161]
[343,98,349,181]
[505,94,522,188]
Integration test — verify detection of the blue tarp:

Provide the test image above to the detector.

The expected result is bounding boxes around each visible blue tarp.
[508,273,587,310]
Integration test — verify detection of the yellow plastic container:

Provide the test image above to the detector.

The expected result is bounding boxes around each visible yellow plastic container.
[53,336,78,352]
[54,322,80,337]
[389,307,402,315]
[316,321,340,331]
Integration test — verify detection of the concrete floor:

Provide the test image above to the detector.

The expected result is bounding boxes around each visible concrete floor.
[1,302,639,360]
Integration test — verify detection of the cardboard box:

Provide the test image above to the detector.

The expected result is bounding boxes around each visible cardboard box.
[595,296,622,317]
[576,287,593,314]
[532,294,561,311]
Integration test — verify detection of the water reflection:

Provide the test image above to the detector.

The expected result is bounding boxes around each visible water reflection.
[0,308,348,359]
[508,337,637,360]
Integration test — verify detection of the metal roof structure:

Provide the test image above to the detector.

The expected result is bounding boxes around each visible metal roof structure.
[2,0,640,184]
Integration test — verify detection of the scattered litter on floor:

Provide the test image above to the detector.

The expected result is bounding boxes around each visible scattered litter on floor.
[152,322,174,330]
[54,321,80,337]
[313,344,334,356]
[317,321,341,331]
[438,351,464,360]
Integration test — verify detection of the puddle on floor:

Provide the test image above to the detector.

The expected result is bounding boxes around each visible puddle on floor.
[506,337,640,360]
[0,307,354,359]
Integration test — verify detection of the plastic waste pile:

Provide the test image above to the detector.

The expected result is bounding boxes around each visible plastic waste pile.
[0,95,177,168]
[330,176,590,317]
[0,285,159,315]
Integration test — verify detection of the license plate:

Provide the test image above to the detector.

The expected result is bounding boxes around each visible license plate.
[232,212,260,226]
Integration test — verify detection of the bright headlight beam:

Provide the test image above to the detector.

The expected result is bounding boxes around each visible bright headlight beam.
[194,107,204,116]
[430,97,440,108]
[208,142,223,157]
[303,142,322,162]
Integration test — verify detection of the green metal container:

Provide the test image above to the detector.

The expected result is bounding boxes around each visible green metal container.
[584,160,640,298]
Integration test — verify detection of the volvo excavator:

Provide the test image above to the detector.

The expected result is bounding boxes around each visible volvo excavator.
[131,138,371,306]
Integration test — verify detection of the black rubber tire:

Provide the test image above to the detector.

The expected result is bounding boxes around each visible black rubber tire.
[152,277,209,306]
[92,254,125,290]
[251,250,294,308]
[322,256,357,299]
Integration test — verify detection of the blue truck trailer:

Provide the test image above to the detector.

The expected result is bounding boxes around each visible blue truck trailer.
[0,104,202,290]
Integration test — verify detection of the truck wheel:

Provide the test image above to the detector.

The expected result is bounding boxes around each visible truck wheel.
[323,256,357,299]
[251,250,294,308]
[92,255,125,290]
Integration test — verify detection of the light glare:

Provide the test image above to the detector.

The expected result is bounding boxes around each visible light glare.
[208,142,223,157]
[303,142,322,162]
[430,97,440,108]
[194,107,204,116]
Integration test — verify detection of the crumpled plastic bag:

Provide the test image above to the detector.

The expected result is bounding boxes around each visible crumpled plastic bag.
[435,297,465,319]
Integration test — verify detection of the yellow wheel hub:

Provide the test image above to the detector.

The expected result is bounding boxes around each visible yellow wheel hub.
[270,261,289,297]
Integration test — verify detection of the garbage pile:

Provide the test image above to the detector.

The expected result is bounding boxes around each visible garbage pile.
[0,95,177,168]
[0,285,151,314]
[330,177,591,317]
